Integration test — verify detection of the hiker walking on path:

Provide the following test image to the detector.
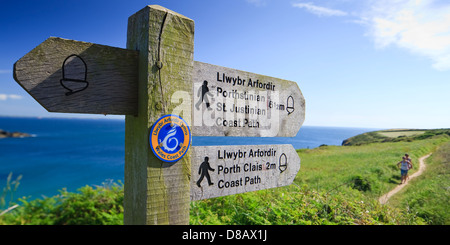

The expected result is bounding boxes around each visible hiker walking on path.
[397,156,413,184]
[404,153,413,181]
[380,153,430,204]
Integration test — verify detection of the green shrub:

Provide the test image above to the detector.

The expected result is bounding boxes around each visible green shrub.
[349,175,372,192]
[0,181,124,225]
[53,183,124,225]
[189,185,425,225]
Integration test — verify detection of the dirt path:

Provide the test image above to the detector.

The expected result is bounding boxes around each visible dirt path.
[379,153,432,205]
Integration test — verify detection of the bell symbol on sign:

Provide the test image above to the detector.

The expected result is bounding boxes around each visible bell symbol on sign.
[279,153,288,173]
[286,95,294,115]
[60,54,89,96]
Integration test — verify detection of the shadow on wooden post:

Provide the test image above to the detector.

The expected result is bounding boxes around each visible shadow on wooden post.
[124,5,194,225]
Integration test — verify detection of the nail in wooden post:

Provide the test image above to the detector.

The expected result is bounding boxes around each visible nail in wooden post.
[124,5,194,225]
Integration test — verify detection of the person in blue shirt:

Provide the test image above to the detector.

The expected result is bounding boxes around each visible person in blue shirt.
[397,156,413,184]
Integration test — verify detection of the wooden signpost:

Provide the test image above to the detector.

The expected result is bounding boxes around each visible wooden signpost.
[12,5,305,225]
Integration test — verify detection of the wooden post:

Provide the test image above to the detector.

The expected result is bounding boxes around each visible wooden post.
[124,5,194,225]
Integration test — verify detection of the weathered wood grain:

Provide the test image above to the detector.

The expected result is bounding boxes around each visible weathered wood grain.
[192,61,305,137]
[13,37,138,115]
[190,144,300,200]
[124,5,194,225]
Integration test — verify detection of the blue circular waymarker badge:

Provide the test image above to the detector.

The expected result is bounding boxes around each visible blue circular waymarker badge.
[150,114,191,163]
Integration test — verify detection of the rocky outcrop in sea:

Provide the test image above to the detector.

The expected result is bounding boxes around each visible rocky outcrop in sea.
[0,129,31,138]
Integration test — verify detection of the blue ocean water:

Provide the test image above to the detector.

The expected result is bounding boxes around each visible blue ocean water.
[0,117,379,200]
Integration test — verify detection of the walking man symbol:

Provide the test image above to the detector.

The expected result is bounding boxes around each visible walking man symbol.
[195,80,213,110]
[197,157,215,187]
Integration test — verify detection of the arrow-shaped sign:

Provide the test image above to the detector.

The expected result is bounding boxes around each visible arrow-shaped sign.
[190,144,300,201]
[192,62,305,137]
[13,37,139,115]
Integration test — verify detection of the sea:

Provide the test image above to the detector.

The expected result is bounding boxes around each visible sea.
[0,116,380,200]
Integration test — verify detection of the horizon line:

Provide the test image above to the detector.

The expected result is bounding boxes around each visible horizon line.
[1,114,448,130]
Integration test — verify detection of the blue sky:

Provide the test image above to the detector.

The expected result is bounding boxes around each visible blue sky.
[1,0,449,129]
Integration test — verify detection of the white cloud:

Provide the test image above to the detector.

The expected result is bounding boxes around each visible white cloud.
[8,94,23,100]
[0,94,23,101]
[362,0,450,71]
[292,2,348,17]
[0,70,11,74]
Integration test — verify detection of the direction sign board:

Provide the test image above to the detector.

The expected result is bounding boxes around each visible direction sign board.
[13,37,138,115]
[190,144,300,200]
[192,61,305,137]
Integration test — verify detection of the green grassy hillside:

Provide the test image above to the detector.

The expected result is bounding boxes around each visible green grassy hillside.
[342,128,450,146]
[190,134,449,225]
[1,132,449,225]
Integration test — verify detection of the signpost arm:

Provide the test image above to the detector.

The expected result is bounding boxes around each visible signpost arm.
[124,5,194,225]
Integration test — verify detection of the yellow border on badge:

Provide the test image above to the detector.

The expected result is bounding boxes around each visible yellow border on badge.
[150,114,191,162]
